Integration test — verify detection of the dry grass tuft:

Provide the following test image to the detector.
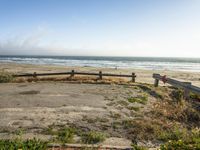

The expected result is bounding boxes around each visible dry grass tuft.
[0,71,13,83]
[13,75,132,85]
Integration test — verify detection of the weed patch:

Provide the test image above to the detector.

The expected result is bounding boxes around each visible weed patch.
[81,131,106,144]
[170,89,184,102]
[137,84,164,99]
[160,139,200,150]
[128,106,140,111]
[132,144,147,150]
[158,127,188,142]
[57,127,75,143]
[110,112,121,119]
[117,100,129,107]
[0,71,13,83]
[0,138,47,150]
[190,92,200,101]
[127,95,148,105]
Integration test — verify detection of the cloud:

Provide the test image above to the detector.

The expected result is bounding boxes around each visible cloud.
[0,25,200,57]
[0,27,53,55]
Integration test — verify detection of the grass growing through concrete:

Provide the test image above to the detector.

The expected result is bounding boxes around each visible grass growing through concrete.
[117,100,129,107]
[110,112,121,119]
[128,106,140,111]
[132,144,147,150]
[127,95,148,105]
[57,127,75,143]
[81,131,106,144]
[0,138,47,150]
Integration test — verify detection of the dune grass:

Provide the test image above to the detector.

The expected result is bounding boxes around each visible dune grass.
[0,71,13,83]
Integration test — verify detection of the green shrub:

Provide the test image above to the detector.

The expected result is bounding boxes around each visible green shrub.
[171,89,184,102]
[0,71,13,83]
[158,127,187,142]
[127,95,148,105]
[160,139,200,150]
[190,92,200,100]
[0,138,47,150]
[57,127,75,143]
[81,131,106,144]
[160,128,200,150]
[132,144,147,150]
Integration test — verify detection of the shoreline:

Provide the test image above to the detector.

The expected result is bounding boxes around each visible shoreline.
[1,55,200,73]
[0,62,200,86]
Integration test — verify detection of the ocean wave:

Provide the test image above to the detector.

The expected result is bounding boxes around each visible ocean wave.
[0,56,200,72]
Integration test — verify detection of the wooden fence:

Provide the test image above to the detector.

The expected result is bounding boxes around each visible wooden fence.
[13,70,136,82]
[153,73,200,99]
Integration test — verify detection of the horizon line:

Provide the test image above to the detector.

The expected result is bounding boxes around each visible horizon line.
[0,54,200,59]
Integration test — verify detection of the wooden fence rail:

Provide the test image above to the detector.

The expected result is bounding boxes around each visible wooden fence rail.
[153,73,200,99]
[13,70,136,82]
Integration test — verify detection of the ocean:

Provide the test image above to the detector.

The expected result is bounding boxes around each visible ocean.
[0,55,200,72]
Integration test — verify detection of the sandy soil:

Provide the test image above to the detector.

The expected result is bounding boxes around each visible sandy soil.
[0,81,159,147]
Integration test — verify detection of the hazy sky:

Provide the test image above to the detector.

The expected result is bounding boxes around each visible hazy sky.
[0,0,200,57]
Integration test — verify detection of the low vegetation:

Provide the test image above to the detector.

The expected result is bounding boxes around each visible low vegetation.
[0,71,13,83]
[160,140,200,150]
[132,144,147,150]
[127,95,148,104]
[137,84,164,99]
[128,106,140,111]
[160,127,200,149]
[190,92,200,101]
[0,123,199,149]
[0,79,199,149]
[0,138,47,150]
[81,131,106,144]
[57,127,75,143]
[170,88,184,103]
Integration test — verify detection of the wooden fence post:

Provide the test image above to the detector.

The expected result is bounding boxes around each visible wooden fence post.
[154,79,159,87]
[183,82,192,100]
[99,71,102,80]
[71,70,75,77]
[33,72,37,78]
[132,73,136,82]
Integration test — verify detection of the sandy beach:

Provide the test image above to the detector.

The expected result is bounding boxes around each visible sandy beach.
[0,62,200,86]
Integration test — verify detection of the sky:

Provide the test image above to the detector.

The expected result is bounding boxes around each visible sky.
[0,0,200,57]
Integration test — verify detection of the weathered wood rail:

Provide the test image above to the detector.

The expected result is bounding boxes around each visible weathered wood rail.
[153,73,200,99]
[13,70,136,82]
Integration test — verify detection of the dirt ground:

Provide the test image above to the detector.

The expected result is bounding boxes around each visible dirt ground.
[0,82,159,147]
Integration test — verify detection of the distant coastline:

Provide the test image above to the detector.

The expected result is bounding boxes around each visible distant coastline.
[0,55,200,72]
